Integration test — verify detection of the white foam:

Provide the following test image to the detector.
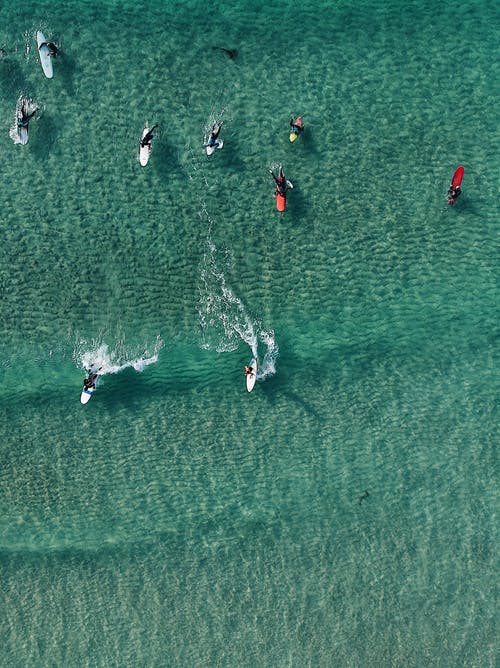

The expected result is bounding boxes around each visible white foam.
[199,238,256,353]
[24,30,31,59]
[257,330,279,380]
[198,237,278,379]
[74,336,163,377]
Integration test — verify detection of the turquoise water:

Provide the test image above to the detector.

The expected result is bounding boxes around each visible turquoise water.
[0,0,498,665]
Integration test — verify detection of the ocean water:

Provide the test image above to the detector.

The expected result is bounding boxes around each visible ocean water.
[0,0,498,665]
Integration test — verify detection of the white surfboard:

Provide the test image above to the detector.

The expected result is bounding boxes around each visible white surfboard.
[205,139,223,156]
[80,386,95,404]
[17,97,39,145]
[18,124,29,145]
[246,358,257,392]
[36,31,53,79]
[139,126,152,166]
[17,100,30,145]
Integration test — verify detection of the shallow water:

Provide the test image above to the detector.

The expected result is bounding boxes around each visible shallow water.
[0,1,498,666]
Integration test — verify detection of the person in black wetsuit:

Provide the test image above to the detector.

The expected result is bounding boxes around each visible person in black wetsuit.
[18,98,37,128]
[447,185,461,205]
[39,37,59,57]
[204,122,223,149]
[269,165,288,197]
[140,124,158,148]
[45,42,59,57]
[83,366,102,390]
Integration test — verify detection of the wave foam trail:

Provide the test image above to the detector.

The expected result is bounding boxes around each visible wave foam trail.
[257,330,279,380]
[199,239,256,354]
[198,239,278,379]
[187,108,278,382]
[73,336,164,376]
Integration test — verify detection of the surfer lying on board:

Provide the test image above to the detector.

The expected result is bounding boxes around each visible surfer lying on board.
[290,116,304,135]
[44,41,59,57]
[18,98,37,128]
[447,185,461,205]
[39,39,59,57]
[204,122,223,148]
[83,366,102,390]
[269,165,289,197]
[140,125,158,148]
[244,365,254,376]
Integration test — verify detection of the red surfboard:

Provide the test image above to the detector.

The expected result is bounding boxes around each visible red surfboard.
[451,166,464,189]
[276,192,286,211]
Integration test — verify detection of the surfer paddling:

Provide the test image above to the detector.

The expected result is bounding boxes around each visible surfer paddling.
[40,41,59,57]
[80,364,103,404]
[204,122,223,150]
[140,124,158,149]
[18,97,37,128]
[203,122,224,156]
[289,116,304,142]
[269,165,290,197]
[83,365,102,391]
[447,185,461,205]
[139,124,158,166]
[447,166,464,206]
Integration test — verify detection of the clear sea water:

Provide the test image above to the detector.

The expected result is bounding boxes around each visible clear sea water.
[0,0,498,666]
